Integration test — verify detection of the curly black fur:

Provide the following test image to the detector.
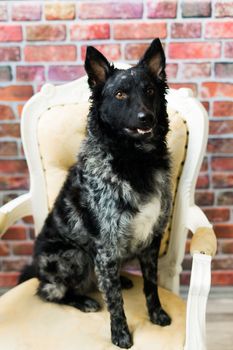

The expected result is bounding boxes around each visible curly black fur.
[20,38,172,349]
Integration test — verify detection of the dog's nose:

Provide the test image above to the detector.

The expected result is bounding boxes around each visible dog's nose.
[137,112,153,125]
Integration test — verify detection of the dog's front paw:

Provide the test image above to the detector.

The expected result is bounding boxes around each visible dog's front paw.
[111,324,133,349]
[150,307,171,326]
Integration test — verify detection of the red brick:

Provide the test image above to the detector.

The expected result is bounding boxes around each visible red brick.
[212,173,233,188]
[181,63,211,79]
[181,0,211,17]
[203,208,230,222]
[0,105,14,120]
[16,66,45,83]
[20,144,25,157]
[0,175,29,190]
[221,241,233,254]
[217,191,233,205]
[196,174,209,189]
[0,142,17,156]
[0,123,20,137]
[171,22,201,38]
[0,85,33,101]
[0,25,22,42]
[0,272,19,287]
[212,157,233,171]
[125,43,149,60]
[3,226,27,240]
[206,22,233,38]
[81,44,121,61]
[45,3,75,20]
[23,216,34,224]
[195,191,214,206]
[213,101,233,117]
[48,66,85,82]
[0,242,10,256]
[182,256,192,270]
[209,120,233,135]
[200,157,208,172]
[71,23,110,41]
[185,239,191,254]
[168,42,221,59]
[180,271,190,285]
[214,223,233,238]
[208,139,233,154]
[202,101,210,113]
[113,22,167,39]
[0,47,20,61]
[224,42,233,58]
[201,82,233,98]
[169,83,198,96]
[0,160,28,174]
[166,63,178,80]
[25,45,77,62]
[12,242,33,256]
[0,3,7,21]
[0,66,11,81]
[12,3,41,21]
[211,257,233,270]
[147,0,177,18]
[215,1,233,17]
[1,259,29,272]
[26,24,66,41]
[215,63,233,78]
[78,2,143,19]
[17,104,24,118]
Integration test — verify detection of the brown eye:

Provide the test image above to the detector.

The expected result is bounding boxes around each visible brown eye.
[115,91,127,100]
[146,88,154,96]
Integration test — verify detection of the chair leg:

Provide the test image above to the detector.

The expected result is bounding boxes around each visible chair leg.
[184,253,211,350]
[159,262,182,295]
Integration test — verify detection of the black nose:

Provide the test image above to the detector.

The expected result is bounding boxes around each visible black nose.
[137,112,153,125]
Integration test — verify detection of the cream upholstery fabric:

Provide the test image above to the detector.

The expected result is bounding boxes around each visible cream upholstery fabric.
[0,274,186,350]
[190,227,217,257]
[37,103,187,256]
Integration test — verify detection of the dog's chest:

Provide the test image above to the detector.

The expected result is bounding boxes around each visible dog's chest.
[130,196,161,250]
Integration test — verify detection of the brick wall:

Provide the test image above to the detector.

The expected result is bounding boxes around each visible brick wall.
[0,0,233,288]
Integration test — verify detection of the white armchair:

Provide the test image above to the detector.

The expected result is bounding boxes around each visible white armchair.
[0,66,216,350]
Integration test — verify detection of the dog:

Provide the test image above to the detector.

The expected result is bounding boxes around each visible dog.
[19,38,172,349]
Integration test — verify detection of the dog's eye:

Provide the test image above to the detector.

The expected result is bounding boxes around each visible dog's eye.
[115,91,127,100]
[146,88,154,96]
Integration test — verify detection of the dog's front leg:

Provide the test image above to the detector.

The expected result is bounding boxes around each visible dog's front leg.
[95,252,132,349]
[138,238,171,326]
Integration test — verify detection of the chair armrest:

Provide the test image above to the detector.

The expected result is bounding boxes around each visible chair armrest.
[190,227,217,257]
[0,193,32,237]
[186,205,217,257]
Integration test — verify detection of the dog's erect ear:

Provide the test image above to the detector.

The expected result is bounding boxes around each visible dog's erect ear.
[85,46,111,87]
[139,38,166,80]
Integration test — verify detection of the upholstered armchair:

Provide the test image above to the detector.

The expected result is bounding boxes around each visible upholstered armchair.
[0,64,217,350]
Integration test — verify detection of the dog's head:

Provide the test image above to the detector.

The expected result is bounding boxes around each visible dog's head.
[85,38,168,144]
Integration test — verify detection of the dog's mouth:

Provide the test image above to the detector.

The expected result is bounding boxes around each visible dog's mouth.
[124,127,153,136]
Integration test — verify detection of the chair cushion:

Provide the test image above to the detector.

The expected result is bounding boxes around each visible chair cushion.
[0,274,185,350]
[37,103,187,256]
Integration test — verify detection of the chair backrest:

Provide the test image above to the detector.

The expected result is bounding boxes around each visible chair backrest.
[21,63,208,293]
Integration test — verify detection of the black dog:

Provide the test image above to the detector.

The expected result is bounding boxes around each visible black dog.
[20,38,172,349]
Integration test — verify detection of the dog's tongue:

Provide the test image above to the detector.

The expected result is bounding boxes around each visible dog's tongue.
[137,128,152,134]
